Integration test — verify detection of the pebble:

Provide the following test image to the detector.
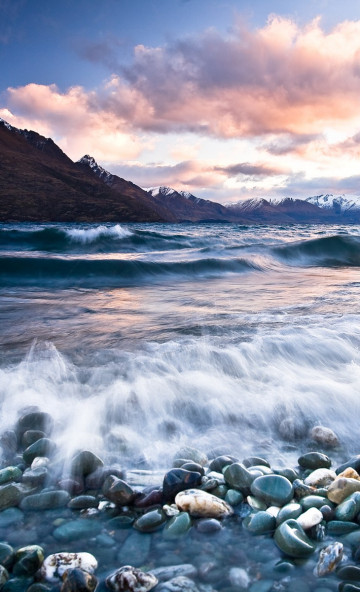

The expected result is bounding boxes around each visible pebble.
[314,542,343,576]
[196,519,222,534]
[106,566,158,592]
[327,478,360,504]
[250,475,293,507]
[298,453,331,470]
[274,519,316,558]
[41,552,98,583]
[13,545,44,577]
[163,512,192,539]
[228,567,250,589]
[20,490,70,511]
[23,438,56,465]
[304,469,336,487]
[174,447,208,467]
[53,519,101,542]
[156,576,199,592]
[61,568,97,592]
[102,475,135,506]
[310,426,339,448]
[223,463,257,490]
[296,507,323,530]
[163,469,202,502]
[175,489,233,518]
[149,565,198,582]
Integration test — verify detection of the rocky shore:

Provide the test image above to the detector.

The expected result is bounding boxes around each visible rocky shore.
[1,412,360,591]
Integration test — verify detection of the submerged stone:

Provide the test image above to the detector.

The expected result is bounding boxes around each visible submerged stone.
[106,565,158,592]
[53,519,101,542]
[250,475,293,507]
[0,483,26,510]
[20,490,70,511]
[175,489,233,518]
[117,532,151,567]
[0,467,22,486]
[163,469,202,502]
[163,512,192,539]
[13,545,44,577]
[150,565,197,583]
[274,519,316,558]
[310,426,339,448]
[134,509,167,533]
[244,511,276,535]
[102,476,135,506]
[0,544,15,571]
[23,439,56,465]
[298,453,331,470]
[61,568,97,592]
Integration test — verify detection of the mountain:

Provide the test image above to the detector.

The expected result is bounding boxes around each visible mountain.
[145,186,240,222]
[306,194,360,218]
[225,197,341,223]
[0,119,168,222]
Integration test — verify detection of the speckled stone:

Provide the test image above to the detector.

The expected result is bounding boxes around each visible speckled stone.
[314,542,343,577]
[327,478,360,504]
[175,489,233,518]
[41,552,98,583]
[304,469,336,488]
[61,568,97,592]
[106,566,158,592]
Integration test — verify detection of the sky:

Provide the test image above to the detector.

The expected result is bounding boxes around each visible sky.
[2,0,360,203]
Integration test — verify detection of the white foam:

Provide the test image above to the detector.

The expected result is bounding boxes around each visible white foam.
[65,224,132,243]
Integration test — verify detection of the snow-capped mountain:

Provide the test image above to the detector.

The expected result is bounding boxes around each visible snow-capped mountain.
[306,194,360,213]
[77,155,113,185]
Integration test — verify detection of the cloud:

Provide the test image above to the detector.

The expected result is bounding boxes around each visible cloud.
[214,162,288,177]
[263,133,322,155]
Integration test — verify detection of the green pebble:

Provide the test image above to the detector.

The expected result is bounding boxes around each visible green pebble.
[163,512,192,539]
[225,489,243,506]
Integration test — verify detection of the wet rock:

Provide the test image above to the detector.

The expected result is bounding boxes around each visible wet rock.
[0,431,17,459]
[31,457,50,470]
[20,490,70,511]
[70,451,104,480]
[117,532,151,567]
[296,507,323,530]
[336,456,360,475]
[274,467,299,482]
[225,489,243,506]
[106,565,158,592]
[22,430,46,448]
[84,466,124,490]
[326,521,359,535]
[68,496,98,510]
[149,565,197,583]
[228,567,250,589]
[338,468,360,481]
[310,426,339,448]
[61,568,97,592]
[300,495,330,510]
[327,478,360,504]
[304,469,336,488]
[174,447,208,467]
[335,496,360,522]
[247,495,267,511]
[0,483,26,510]
[276,503,302,525]
[278,417,308,441]
[134,488,163,509]
[196,519,222,534]
[337,565,360,581]
[243,456,270,469]
[181,463,205,476]
[16,412,53,439]
[175,489,233,518]
[23,438,56,465]
[22,467,48,488]
[163,512,192,539]
[2,576,34,591]
[223,463,257,491]
[0,543,15,570]
[58,479,83,496]
[274,519,316,558]
[0,467,22,486]
[250,475,293,507]
[0,508,24,528]
[314,541,343,576]
[103,476,135,506]
[156,576,199,592]
[298,453,331,470]
[0,565,9,588]
[244,511,276,535]
[163,469,202,502]
[134,508,167,533]
[208,456,236,473]
[13,545,44,577]
[292,479,316,499]
[41,553,98,583]
[53,519,101,542]
[320,505,334,521]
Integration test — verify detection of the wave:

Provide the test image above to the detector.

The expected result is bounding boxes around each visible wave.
[2,317,360,468]
[0,254,260,287]
[273,234,360,267]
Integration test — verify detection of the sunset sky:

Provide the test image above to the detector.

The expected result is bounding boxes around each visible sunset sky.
[2,0,360,203]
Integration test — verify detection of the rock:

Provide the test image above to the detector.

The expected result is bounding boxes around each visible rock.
[163,512,192,539]
[327,478,360,504]
[274,519,316,558]
[23,438,56,465]
[300,495,330,511]
[149,565,197,583]
[336,456,360,475]
[162,504,180,517]
[274,468,299,482]
[0,543,15,570]
[16,412,53,439]
[276,503,302,525]
[61,568,97,592]
[278,417,308,441]
[0,565,9,588]
[0,508,24,528]
[41,553,98,583]
[173,447,207,467]
[22,430,46,448]
[298,453,331,470]
[163,469,202,502]
[2,576,34,591]
[196,519,222,534]
[266,506,280,518]
[228,567,250,589]
[0,467,22,486]
[293,479,316,499]
[155,576,199,592]
[243,456,271,469]
[338,468,360,481]
[320,505,334,521]
[335,496,360,522]
[225,489,243,506]
[70,451,104,479]
[0,483,26,510]
[337,565,360,581]
[117,533,151,567]
[296,507,323,530]
[21,467,48,488]
[13,545,44,576]
[53,519,101,542]
[107,515,135,529]
[326,521,359,535]
[250,475,293,507]
[84,466,124,490]
[20,490,70,511]
[310,426,339,448]
[106,565,158,592]
[181,462,205,476]
[134,489,163,509]
[59,479,83,496]
[0,431,17,459]
[102,476,135,506]
[68,496,98,510]
[314,542,343,576]
[175,489,233,518]
[244,511,276,535]
[304,469,336,488]
[223,463,258,490]
[208,456,236,473]
[31,457,50,470]
[247,495,267,511]
[134,509,167,533]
